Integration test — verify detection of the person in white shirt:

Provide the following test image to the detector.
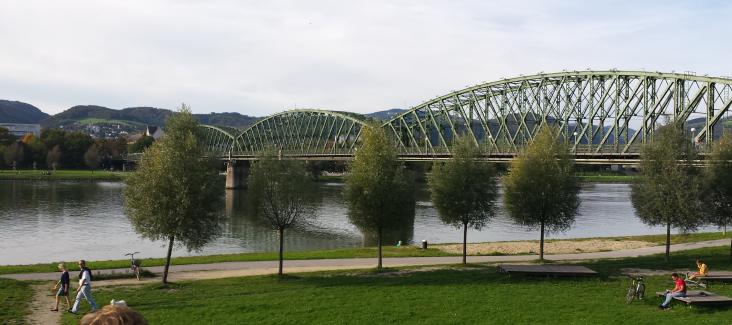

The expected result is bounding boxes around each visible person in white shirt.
[69,260,97,314]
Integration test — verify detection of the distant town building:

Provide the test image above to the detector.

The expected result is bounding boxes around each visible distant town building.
[0,123,41,137]
[145,126,165,140]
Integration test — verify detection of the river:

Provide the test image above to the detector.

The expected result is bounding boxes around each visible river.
[0,180,707,265]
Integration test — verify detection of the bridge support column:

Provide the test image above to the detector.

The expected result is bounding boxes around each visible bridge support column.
[225,161,249,189]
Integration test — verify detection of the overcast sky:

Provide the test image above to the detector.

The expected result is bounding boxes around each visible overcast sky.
[0,0,730,116]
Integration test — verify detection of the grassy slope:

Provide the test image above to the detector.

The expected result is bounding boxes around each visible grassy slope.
[3,232,729,275]
[0,170,127,180]
[61,246,732,325]
[0,278,32,325]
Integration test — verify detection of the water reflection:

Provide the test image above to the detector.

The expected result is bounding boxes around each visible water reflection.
[0,180,714,265]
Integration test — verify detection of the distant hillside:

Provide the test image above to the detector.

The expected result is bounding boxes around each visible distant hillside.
[366,108,407,121]
[0,100,49,123]
[42,105,258,130]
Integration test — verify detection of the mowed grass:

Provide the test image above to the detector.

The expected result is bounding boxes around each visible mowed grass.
[0,246,456,275]
[3,233,730,275]
[0,278,32,325]
[60,246,732,325]
[0,169,127,180]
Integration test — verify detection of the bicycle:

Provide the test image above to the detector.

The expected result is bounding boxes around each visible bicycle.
[626,275,646,304]
[124,252,142,280]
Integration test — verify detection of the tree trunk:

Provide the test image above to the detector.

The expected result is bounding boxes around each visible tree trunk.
[377,227,383,270]
[163,236,175,284]
[665,223,671,262]
[462,222,468,265]
[729,235,731,261]
[539,221,545,261]
[278,227,284,276]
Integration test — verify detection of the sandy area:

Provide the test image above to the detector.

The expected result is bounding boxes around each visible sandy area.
[435,239,654,255]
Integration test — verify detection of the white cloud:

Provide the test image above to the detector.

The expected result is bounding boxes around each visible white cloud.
[0,0,730,116]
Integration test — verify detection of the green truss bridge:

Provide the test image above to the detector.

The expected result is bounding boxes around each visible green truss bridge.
[199,70,732,165]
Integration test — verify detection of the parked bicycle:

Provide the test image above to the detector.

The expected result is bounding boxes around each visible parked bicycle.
[625,275,645,304]
[125,251,142,280]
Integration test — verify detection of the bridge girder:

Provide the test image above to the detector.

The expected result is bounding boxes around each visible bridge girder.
[199,70,732,162]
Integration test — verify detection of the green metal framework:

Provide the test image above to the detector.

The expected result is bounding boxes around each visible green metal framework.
[198,125,237,156]
[230,109,368,157]
[199,71,732,162]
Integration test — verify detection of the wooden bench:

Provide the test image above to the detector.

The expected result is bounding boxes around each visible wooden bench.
[497,264,598,277]
[655,290,732,306]
[697,274,732,283]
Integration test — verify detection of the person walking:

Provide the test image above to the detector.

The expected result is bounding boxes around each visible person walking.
[51,263,70,311]
[69,260,97,314]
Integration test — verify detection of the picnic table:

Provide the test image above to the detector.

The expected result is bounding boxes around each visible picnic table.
[497,264,598,277]
[655,290,732,306]
[698,272,732,283]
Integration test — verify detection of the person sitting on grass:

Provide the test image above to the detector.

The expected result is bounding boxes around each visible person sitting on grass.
[659,273,687,310]
[50,263,70,312]
[687,259,708,280]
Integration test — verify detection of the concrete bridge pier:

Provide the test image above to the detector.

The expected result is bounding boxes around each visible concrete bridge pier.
[225,160,249,189]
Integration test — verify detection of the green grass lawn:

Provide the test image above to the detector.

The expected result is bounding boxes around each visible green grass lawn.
[0,278,32,325]
[0,169,128,180]
[60,246,732,325]
[3,232,729,275]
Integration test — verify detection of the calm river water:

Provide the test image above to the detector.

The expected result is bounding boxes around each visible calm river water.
[0,180,706,265]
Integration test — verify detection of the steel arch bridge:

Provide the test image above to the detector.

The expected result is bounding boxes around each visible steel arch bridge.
[199,70,732,163]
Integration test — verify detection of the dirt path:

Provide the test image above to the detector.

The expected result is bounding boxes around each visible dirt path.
[27,283,62,325]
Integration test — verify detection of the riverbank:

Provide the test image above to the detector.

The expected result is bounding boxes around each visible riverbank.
[3,232,727,276]
[0,169,129,181]
[57,245,732,325]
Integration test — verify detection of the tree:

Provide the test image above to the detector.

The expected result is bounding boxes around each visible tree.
[23,135,47,169]
[428,136,498,264]
[503,127,580,260]
[701,133,732,259]
[128,135,155,153]
[631,123,702,262]
[63,132,93,168]
[0,127,16,146]
[4,141,25,168]
[84,143,101,172]
[344,125,415,270]
[247,151,317,276]
[47,145,62,171]
[123,104,223,283]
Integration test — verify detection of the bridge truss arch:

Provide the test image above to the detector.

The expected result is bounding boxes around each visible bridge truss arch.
[198,125,238,156]
[382,70,732,159]
[231,109,369,158]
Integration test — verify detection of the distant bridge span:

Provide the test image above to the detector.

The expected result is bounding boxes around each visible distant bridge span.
[199,70,732,164]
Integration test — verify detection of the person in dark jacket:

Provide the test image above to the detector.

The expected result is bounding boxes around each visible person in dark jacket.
[51,263,71,311]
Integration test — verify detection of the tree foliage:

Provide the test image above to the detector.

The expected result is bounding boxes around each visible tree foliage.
[503,127,580,260]
[631,123,702,262]
[123,104,223,283]
[3,141,25,168]
[428,136,498,264]
[46,145,62,170]
[129,135,155,153]
[701,133,732,259]
[247,151,317,275]
[345,124,415,269]
[84,143,101,171]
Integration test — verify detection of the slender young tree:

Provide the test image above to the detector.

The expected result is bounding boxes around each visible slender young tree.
[428,136,498,264]
[46,145,62,171]
[84,143,101,173]
[124,104,223,283]
[247,151,317,276]
[345,125,415,270]
[702,133,732,259]
[503,127,580,260]
[631,123,702,262]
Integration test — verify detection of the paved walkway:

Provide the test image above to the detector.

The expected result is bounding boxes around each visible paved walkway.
[3,239,728,283]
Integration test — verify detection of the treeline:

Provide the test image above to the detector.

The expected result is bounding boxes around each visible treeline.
[0,127,154,170]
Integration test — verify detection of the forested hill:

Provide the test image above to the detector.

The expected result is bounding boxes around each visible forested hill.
[0,100,49,123]
[40,105,258,129]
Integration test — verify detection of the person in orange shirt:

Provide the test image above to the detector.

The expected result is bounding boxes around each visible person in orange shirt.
[687,259,708,280]
[660,273,687,309]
